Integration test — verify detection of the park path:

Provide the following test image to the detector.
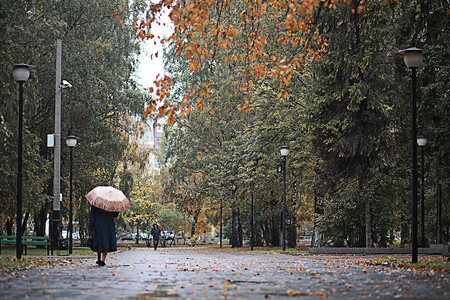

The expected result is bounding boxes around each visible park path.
[0,247,448,299]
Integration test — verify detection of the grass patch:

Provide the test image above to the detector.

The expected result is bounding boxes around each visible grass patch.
[254,248,309,254]
[0,257,61,273]
[368,256,450,272]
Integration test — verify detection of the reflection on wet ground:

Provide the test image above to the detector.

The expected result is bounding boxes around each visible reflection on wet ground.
[127,290,179,300]
[0,248,448,299]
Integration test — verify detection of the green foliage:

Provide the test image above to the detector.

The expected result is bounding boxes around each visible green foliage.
[158,0,449,248]
[0,0,148,238]
[2,0,448,249]
[161,0,312,247]
[157,203,190,234]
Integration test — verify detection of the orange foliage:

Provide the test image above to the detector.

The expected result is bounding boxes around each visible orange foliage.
[133,0,374,122]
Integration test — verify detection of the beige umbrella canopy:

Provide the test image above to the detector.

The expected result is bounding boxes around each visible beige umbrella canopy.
[85,186,130,212]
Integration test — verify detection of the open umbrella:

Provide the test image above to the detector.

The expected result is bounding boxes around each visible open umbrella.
[85,186,130,212]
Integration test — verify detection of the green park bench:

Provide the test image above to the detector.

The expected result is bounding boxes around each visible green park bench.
[0,235,52,255]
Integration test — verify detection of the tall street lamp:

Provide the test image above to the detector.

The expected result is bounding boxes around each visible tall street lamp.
[251,193,254,251]
[219,194,223,249]
[66,135,78,254]
[280,146,290,252]
[399,47,427,263]
[417,134,427,247]
[10,63,34,259]
[231,185,236,248]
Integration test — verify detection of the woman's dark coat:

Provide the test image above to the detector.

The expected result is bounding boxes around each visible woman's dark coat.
[89,206,118,252]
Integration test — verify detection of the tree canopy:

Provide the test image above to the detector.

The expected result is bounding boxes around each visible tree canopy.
[143,0,449,247]
[1,0,448,249]
[0,0,149,237]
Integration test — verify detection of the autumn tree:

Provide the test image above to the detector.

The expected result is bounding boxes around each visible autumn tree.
[135,0,449,248]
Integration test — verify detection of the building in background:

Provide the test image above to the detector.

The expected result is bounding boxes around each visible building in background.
[141,118,163,150]
[139,117,164,166]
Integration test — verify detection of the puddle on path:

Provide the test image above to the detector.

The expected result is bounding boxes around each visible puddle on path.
[230,280,274,285]
[127,290,179,299]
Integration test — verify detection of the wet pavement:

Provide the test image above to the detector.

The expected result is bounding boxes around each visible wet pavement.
[0,247,449,299]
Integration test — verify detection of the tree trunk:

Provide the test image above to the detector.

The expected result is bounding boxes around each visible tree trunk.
[34,203,48,237]
[262,220,271,246]
[365,198,373,247]
[21,211,29,235]
[79,194,90,246]
[135,220,140,244]
[230,203,243,247]
[5,218,13,235]
[287,167,297,248]
[191,208,201,237]
[188,208,201,247]
[270,194,280,247]
[400,220,408,248]
[311,191,322,247]
[436,160,442,244]
[231,204,236,247]
[145,220,151,247]
[362,156,373,248]
[230,186,242,248]
[237,206,243,247]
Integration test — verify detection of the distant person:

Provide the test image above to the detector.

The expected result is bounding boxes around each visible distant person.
[150,223,161,250]
[89,206,119,266]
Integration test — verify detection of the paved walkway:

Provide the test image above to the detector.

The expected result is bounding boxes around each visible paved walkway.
[0,248,449,299]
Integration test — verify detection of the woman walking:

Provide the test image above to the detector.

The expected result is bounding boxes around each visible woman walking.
[89,206,119,266]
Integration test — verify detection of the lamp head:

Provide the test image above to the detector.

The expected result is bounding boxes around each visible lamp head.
[416,135,428,147]
[280,146,291,157]
[66,135,78,148]
[398,47,427,69]
[9,64,35,82]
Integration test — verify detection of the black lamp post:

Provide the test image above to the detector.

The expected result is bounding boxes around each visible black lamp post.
[399,47,427,263]
[66,135,78,254]
[219,194,223,248]
[280,146,290,252]
[231,185,236,248]
[417,134,427,248]
[10,63,34,259]
[251,193,254,251]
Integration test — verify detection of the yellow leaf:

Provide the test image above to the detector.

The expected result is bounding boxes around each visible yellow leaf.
[222,281,231,287]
